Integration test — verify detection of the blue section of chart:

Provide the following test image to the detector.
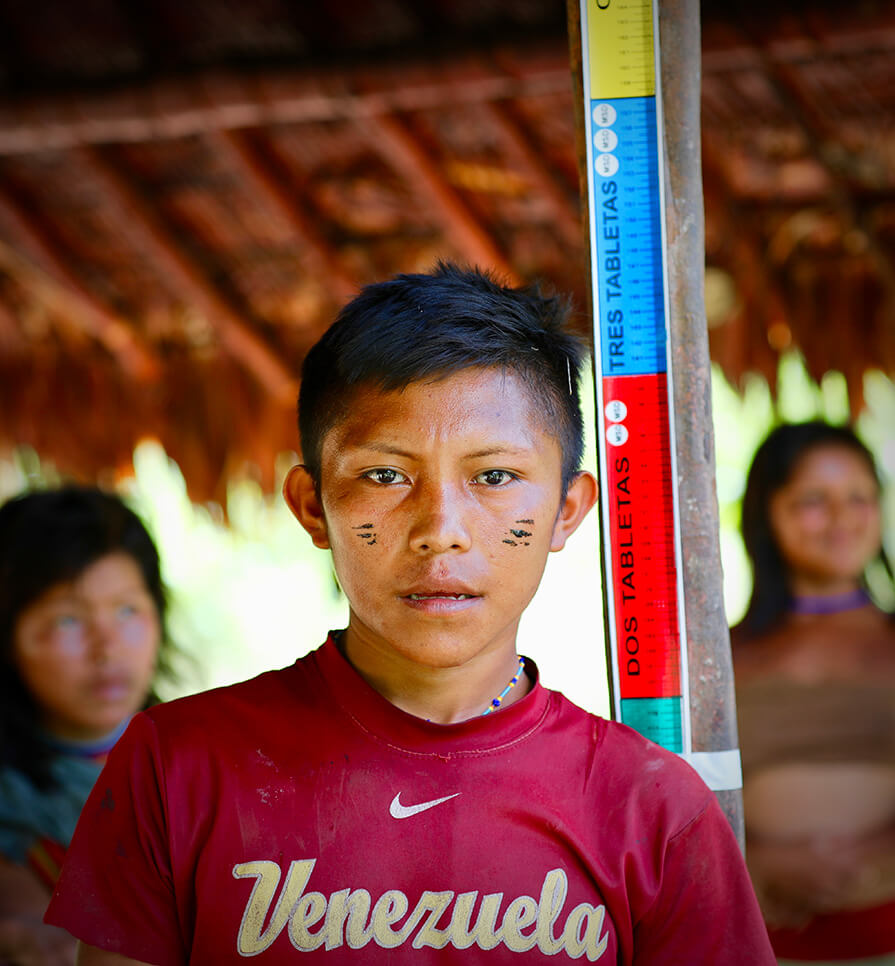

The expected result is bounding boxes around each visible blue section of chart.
[590,96,666,377]
[619,697,683,752]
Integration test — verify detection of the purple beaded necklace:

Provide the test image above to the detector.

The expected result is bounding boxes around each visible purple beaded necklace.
[789,587,871,616]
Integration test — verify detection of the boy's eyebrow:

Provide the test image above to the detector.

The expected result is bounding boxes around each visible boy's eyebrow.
[351,443,417,459]
[463,446,532,460]
[348,443,533,460]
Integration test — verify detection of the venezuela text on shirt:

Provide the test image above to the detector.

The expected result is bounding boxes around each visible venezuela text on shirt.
[233,860,609,960]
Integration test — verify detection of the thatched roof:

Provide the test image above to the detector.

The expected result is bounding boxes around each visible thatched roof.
[0,0,892,500]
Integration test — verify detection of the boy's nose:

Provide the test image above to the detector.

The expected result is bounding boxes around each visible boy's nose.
[407,485,472,554]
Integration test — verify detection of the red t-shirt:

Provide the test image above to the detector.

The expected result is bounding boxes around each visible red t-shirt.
[47,636,773,964]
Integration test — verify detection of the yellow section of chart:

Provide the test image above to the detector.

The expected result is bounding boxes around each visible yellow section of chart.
[586,0,655,100]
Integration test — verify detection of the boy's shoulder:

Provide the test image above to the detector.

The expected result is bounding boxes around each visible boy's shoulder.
[142,643,326,734]
[545,685,718,829]
[546,683,684,761]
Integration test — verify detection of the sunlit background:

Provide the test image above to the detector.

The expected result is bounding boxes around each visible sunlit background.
[3,354,892,719]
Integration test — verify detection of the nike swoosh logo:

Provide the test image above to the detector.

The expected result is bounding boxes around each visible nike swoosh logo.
[389,792,461,819]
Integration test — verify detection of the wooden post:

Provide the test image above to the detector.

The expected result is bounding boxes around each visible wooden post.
[658,0,743,845]
[567,0,744,845]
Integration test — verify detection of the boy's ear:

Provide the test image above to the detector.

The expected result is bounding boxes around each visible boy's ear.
[283,465,330,549]
[550,471,598,552]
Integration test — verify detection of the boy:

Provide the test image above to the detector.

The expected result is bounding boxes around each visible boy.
[47,265,774,963]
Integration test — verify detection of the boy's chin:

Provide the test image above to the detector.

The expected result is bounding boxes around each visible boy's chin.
[344,604,523,671]
[380,631,517,672]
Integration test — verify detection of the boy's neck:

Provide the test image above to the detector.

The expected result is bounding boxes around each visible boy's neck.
[336,628,532,724]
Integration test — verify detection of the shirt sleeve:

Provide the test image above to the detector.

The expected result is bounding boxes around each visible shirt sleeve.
[44,712,187,966]
[632,796,776,964]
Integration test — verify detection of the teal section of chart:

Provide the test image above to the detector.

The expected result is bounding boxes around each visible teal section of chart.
[619,697,683,752]
[590,96,666,378]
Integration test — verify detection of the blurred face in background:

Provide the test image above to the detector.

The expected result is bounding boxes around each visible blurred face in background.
[768,444,882,595]
[12,552,161,742]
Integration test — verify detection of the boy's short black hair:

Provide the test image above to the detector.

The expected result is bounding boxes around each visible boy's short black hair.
[298,263,587,495]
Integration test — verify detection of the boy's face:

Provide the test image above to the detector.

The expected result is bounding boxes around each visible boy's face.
[286,366,596,674]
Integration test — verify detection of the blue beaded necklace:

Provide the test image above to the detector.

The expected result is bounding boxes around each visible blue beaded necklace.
[482,656,526,715]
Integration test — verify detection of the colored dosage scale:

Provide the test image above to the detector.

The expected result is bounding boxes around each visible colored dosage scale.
[584,0,656,101]
[581,0,687,753]
[603,376,683,752]
[591,97,665,378]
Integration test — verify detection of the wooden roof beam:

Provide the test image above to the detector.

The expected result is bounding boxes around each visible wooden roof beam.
[756,56,895,317]
[0,58,572,157]
[205,127,358,304]
[0,291,27,353]
[700,138,789,380]
[725,11,895,316]
[365,112,518,281]
[74,145,298,404]
[0,184,159,380]
[480,100,582,249]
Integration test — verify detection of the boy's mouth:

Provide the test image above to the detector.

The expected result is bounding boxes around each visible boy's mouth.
[406,593,475,601]
[400,585,482,612]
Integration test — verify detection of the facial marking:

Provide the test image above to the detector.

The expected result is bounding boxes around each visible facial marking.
[505,519,533,547]
[353,523,377,547]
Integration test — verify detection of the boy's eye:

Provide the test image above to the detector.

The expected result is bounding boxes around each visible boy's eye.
[362,468,407,485]
[473,469,515,486]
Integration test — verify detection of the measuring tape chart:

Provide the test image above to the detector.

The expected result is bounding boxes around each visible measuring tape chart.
[579,0,690,757]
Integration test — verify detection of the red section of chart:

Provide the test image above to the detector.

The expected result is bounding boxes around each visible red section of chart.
[603,372,681,700]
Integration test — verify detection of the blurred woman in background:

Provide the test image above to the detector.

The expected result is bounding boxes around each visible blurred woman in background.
[0,486,172,965]
[734,422,895,965]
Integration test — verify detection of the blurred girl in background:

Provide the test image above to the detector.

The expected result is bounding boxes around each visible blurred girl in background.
[734,422,895,965]
[0,486,173,965]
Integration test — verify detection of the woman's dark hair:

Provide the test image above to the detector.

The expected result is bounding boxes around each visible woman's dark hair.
[737,420,892,640]
[298,262,587,497]
[0,486,172,789]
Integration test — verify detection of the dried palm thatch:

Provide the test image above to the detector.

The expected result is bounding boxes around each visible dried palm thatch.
[0,0,892,500]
